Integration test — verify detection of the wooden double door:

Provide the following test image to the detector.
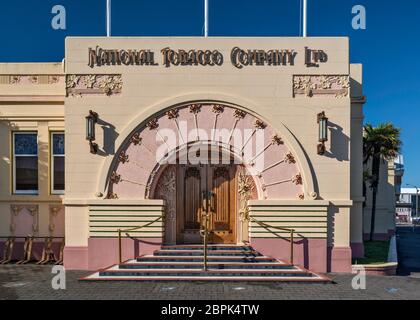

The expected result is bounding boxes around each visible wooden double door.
[176,164,237,244]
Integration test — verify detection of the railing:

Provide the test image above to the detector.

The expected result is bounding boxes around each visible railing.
[250,217,295,265]
[117,215,163,264]
[0,236,64,265]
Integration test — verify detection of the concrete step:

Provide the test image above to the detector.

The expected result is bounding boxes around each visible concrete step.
[161,244,253,251]
[153,249,262,256]
[119,261,294,270]
[136,255,277,263]
[98,268,312,278]
[82,273,330,282]
[81,245,331,283]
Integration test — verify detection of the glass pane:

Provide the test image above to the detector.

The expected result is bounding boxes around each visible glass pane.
[53,134,65,155]
[53,157,65,191]
[15,156,38,191]
[14,133,37,155]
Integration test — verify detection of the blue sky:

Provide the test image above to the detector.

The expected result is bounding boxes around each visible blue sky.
[0,0,419,186]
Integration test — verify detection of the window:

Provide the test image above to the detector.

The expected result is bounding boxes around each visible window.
[13,132,38,194]
[51,132,65,194]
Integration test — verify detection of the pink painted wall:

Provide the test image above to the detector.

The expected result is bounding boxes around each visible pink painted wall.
[250,237,328,273]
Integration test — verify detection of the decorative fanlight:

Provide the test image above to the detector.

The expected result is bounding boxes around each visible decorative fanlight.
[86,110,99,154]
[317,111,328,155]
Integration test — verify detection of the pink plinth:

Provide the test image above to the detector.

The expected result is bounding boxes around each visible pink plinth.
[87,237,162,270]
[64,246,88,270]
[250,238,327,273]
[64,238,163,270]
[328,247,352,273]
[350,242,365,259]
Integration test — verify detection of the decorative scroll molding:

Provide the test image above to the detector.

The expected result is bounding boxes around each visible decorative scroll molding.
[10,205,39,234]
[48,205,63,234]
[238,170,255,222]
[254,120,267,130]
[233,109,247,119]
[0,75,64,85]
[271,135,283,146]
[292,173,303,185]
[106,192,119,199]
[284,152,296,164]
[166,109,179,119]
[189,104,202,114]
[66,74,122,97]
[155,166,176,222]
[118,150,129,164]
[146,118,159,130]
[293,75,350,98]
[212,104,224,114]
[129,132,142,146]
[110,171,121,184]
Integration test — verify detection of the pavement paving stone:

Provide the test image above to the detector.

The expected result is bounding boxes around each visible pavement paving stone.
[1,265,420,300]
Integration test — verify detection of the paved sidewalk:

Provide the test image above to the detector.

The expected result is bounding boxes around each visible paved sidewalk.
[1,265,420,300]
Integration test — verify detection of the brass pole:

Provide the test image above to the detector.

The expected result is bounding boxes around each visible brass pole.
[203,213,208,271]
[118,229,122,264]
[290,230,294,265]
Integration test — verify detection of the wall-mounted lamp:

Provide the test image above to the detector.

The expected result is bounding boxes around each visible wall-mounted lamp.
[86,110,99,154]
[317,111,328,155]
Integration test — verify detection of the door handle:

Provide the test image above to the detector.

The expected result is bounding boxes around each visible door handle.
[209,192,215,213]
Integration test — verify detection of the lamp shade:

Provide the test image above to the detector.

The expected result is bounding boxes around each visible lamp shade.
[317,112,328,142]
[86,110,98,141]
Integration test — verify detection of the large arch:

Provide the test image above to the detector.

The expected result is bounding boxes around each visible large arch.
[96,94,318,200]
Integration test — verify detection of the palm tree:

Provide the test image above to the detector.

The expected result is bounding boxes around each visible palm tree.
[363,123,402,241]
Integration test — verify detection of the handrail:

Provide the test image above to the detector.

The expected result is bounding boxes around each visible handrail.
[117,215,163,263]
[0,236,64,239]
[250,217,295,265]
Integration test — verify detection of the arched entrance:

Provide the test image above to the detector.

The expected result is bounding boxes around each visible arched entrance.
[150,143,258,245]
[104,102,308,245]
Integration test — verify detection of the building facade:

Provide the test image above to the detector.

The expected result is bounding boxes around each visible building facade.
[0,37,366,273]
[398,187,419,222]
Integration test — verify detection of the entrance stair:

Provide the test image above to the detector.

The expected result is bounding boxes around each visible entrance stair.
[82,244,330,282]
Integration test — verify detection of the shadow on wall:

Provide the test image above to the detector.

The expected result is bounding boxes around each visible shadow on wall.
[284,126,320,199]
[97,118,119,157]
[325,121,349,162]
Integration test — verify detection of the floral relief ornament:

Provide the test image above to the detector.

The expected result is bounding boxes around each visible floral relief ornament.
[293,75,350,98]
[66,74,122,96]
[238,172,255,221]
[292,173,303,185]
[130,132,142,146]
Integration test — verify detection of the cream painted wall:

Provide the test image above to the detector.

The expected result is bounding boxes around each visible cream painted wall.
[0,63,65,239]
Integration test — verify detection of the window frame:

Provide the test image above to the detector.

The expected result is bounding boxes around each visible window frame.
[50,131,65,195]
[12,131,39,195]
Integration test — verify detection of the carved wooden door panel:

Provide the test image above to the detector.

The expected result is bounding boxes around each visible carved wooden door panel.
[177,166,205,243]
[177,165,237,244]
[209,166,237,244]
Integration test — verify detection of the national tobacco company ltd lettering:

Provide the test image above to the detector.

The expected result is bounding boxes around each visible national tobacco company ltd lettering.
[88,46,327,68]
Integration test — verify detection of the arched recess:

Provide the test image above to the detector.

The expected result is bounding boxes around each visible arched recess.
[100,101,317,201]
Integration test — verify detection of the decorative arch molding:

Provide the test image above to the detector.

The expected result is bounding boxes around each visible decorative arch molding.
[96,93,318,200]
